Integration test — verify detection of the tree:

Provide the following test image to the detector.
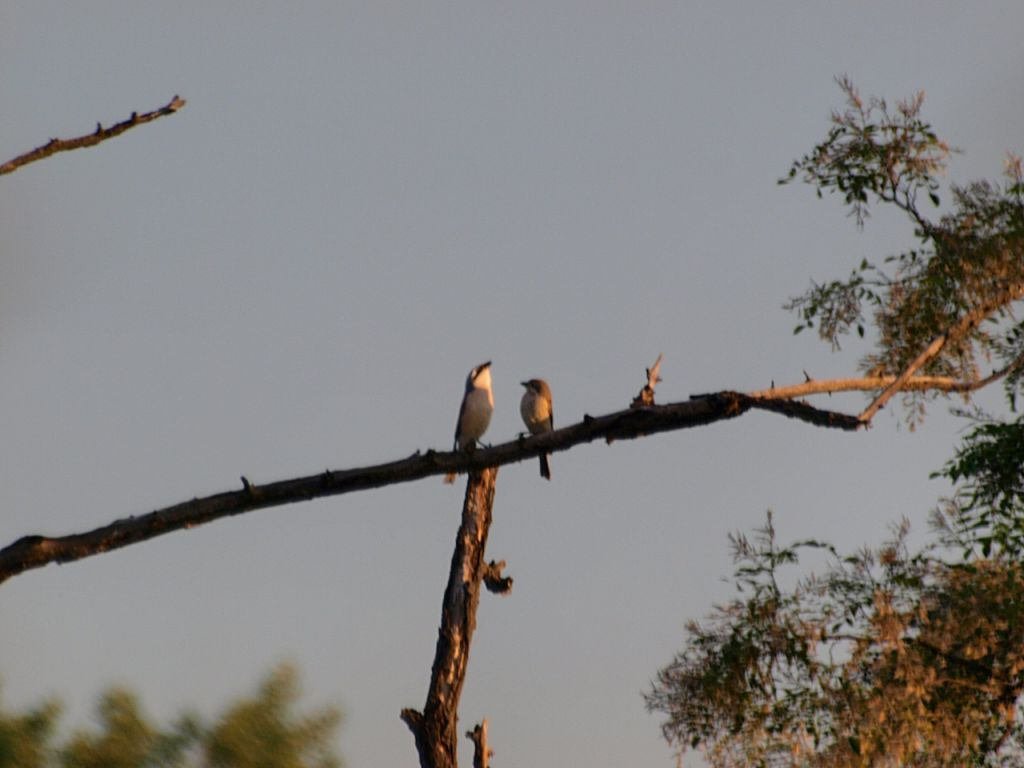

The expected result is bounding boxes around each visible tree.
[3,80,1022,767]
[645,79,1024,767]
[61,688,194,768]
[205,664,341,768]
[0,686,59,768]
[0,664,341,768]
[781,77,1024,420]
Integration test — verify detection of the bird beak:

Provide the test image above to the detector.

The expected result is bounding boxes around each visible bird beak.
[520,381,528,388]
[480,360,492,369]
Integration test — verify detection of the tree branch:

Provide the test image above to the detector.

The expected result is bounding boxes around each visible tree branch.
[402,468,499,768]
[466,720,493,768]
[0,391,865,585]
[482,560,513,595]
[749,361,1024,402]
[858,282,1024,422]
[631,352,663,407]
[0,95,186,176]
[859,333,949,423]
[24,329,1020,589]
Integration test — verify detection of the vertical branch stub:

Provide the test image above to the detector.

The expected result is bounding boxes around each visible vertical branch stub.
[403,467,499,768]
[632,353,664,408]
[466,719,493,768]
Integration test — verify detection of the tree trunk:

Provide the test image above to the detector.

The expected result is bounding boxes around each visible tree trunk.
[402,467,498,768]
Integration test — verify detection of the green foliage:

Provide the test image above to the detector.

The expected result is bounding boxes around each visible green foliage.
[206,664,341,768]
[645,516,841,766]
[782,79,1024,422]
[0,664,341,768]
[781,75,950,229]
[934,413,1024,559]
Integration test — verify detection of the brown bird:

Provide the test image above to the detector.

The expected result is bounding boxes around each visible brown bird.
[519,378,553,480]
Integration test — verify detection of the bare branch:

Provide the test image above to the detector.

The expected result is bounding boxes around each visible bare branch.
[19,318,1018,595]
[632,352,664,407]
[27,340,1022,588]
[482,560,513,595]
[749,364,1023,401]
[0,392,863,585]
[0,95,186,176]
[466,720,493,768]
[859,333,948,423]
[403,468,499,768]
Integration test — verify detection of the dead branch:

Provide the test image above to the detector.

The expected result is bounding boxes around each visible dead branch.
[631,353,663,407]
[0,390,862,585]
[4,277,1018,587]
[402,468,499,768]
[466,720,493,768]
[482,560,513,595]
[0,95,186,176]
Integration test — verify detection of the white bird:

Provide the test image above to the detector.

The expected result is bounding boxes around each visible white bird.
[520,378,553,480]
[444,361,494,483]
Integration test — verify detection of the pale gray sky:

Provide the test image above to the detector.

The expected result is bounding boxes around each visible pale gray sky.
[2,3,1023,766]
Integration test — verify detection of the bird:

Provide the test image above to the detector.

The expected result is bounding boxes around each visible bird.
[519,378,553,480]
[444,361,494,484]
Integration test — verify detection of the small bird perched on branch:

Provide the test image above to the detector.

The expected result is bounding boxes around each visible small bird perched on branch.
[520,378,553,480]
[444,361,494,484]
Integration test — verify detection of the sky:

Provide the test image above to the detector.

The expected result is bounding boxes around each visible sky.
[1,3,1023,767]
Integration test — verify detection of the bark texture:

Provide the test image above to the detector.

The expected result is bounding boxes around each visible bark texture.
[401,468,500,768]
[466,720,492,768]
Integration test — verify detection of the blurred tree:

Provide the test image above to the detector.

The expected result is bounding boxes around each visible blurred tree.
[0,664,340,768]
[205,664,341,768]
[0,687,59,768]
[646,80,1024,767]
[60,688,194,768]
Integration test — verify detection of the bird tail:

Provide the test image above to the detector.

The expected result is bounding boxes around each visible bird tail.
[539,453,551,480]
